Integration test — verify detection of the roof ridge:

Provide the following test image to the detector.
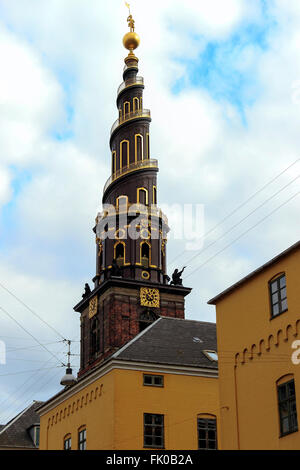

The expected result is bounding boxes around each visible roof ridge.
[0,402,34,435]
[160,316,216,326]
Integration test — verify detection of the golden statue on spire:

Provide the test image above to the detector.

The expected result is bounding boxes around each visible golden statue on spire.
[123,2,140,52]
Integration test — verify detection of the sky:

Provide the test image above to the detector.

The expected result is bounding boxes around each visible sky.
[0,0,299,423]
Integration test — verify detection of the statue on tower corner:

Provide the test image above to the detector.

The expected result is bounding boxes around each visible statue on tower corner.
[82,283,91,299]
[170,267,186,286]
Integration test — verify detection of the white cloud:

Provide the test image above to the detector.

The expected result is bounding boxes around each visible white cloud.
[0,0,300,420]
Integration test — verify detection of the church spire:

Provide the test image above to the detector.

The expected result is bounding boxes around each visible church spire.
[74,11,191,378]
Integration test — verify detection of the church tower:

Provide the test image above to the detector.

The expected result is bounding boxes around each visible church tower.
[74,13,191,378]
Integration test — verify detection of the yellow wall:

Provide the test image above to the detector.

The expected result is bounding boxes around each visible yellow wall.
[215,247,300,449]
[39,367,219,450]
[114,369,219,450]
[39,372,115,450]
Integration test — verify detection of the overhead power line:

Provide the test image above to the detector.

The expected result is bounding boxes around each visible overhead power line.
[168,157,300,268]
[184,174,299,269]
[0,305,65,366]
[0,281,66,341]
[185,190,300,279]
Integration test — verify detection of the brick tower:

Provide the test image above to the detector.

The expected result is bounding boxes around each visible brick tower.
[74,14,191,378]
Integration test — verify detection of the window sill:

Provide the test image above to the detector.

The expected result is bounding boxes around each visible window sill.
[279,428,298,438]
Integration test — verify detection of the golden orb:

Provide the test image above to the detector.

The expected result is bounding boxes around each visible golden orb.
[123,32,140,51]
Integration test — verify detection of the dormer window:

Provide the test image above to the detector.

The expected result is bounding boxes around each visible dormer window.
[28,424,40,447]
[203,350,218,362]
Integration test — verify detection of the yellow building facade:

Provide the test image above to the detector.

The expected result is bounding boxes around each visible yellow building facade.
[209,241,300,450]
[38,318,220,450]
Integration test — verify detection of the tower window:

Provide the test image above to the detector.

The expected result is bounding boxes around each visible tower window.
[116,196,128,211]
[141,242,150,268]
[133,97,139,112]
[278,379,298,436]
[153,186,157,205]
[90,317,100,357]
[120,140,129,169]
[115,242,125,266]
[269,274,288,317]
[124,101,130,117]
[135,134,143,162]
[112,151,116,174]
[146,133,150,159]
[197,418,217,450]
[139,309,157,332]
[144,414,164,449]
[137,188,148,205]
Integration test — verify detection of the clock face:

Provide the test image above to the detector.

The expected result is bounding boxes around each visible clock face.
[140,288,160,308]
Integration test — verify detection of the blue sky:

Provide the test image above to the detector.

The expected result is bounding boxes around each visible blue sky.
[0,0,299,424]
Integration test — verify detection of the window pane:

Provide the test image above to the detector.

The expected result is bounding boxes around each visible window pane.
[272,304,279,316]
[155,415,163,425]
[145,436,152,446]
[272,293,278,304]
[271,281,278,293]
[145,414,152,425]
[280,287,287,299]
[288,381,295,396]
[208,440,216,449]
[155,437,162,447]
[280,276,286,288]
[281,299,288,311]
[282,416,289,434]
[199,440,207,449]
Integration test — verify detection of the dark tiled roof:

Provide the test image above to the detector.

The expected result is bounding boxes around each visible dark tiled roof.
[115,317,218,369]
[0,401,44,449]
[208,240,300,305]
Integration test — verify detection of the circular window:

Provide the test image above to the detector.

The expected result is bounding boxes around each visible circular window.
[140,229,150,240]
[141,271,150,280]
[115,228,126,240]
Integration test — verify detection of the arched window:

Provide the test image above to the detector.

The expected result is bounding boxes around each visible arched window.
[115,242,125,266]
[197,414,217,450]
[153,186,157,205]
[277,375,298,436]
[120,140,129,169]
[146,133,150,159]
[269,273,288,318]
[63,434,72,451]
[116,196,128,211]
[137,188,148,205]
[123,101,130,117]
[90,317,100,357]
[116,153,121,172]
[141,242,150,268]
[112,151,116,175]
[135,134,143,162]
[139,310,157,332]
[133,97,139,112]
[119,108,122,122]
